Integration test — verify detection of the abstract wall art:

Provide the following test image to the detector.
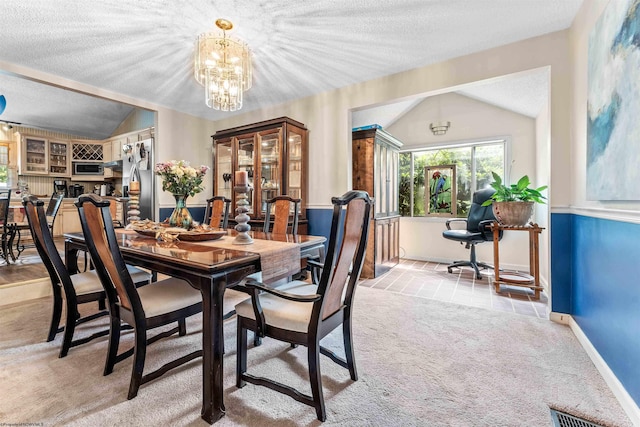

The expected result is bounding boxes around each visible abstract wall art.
[587,0,640,200]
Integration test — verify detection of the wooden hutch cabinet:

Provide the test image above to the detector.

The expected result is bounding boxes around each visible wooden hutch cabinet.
[212,117,308,231]
[352,125,402,278]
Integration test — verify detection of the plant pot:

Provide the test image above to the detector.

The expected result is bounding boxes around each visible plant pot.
[492,201,534,226]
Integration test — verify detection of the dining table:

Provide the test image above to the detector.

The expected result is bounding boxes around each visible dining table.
[64,228,326,424]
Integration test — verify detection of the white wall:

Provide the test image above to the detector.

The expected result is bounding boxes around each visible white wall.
[1,29,571,286]
[385,92,541,270]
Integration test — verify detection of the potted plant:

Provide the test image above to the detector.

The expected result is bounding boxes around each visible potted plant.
[482,172,547,226]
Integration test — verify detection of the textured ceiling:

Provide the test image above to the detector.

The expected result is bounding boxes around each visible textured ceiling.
[0,0,581,137]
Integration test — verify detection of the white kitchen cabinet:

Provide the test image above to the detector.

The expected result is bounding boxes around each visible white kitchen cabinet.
[103,140,113,178]
[111,137,124,160]
[59,200,83,234]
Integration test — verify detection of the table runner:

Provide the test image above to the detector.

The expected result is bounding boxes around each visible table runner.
[195,235,301,283]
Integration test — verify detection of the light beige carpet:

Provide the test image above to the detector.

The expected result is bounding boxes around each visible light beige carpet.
[0,287,632,426]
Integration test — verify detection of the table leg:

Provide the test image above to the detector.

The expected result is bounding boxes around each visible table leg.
[200,273,227,424]
[7,224,17,262]
[533,230,541,299]
[493,224,501,293]
[65,241,80,274]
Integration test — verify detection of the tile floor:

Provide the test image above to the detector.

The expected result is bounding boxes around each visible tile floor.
[359,258,549,319]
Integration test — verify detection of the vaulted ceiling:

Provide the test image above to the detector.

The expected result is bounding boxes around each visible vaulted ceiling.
[0,1,582,138]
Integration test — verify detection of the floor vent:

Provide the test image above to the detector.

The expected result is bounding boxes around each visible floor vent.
[550,408,605,427]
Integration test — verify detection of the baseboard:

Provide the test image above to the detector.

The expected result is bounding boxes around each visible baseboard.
[0,279,51,307]
[568,316,640,425]
[549,312,571,324]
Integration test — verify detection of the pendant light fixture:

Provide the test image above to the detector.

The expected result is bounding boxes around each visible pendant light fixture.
[194,19,252,111]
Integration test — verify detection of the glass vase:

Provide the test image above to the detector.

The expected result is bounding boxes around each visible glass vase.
[169,194,193,229]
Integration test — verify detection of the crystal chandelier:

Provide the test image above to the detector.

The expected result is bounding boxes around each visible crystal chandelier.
[194,19,252,111]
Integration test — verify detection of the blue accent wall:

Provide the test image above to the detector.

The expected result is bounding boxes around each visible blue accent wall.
[568,214,640,405]
[306,208,335,248]
[551,213,573,314]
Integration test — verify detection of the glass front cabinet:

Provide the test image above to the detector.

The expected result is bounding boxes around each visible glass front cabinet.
[19,135,72,177]
[352,125,403,278]
[212,117,308,229]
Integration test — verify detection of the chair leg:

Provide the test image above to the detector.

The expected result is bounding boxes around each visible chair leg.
[342,313,358,381]
[236,320,247,388]
[104,316,122,376]
[47,286,64,342]
[98,296,106,311]
[178,318,186,336]
[59,307,79,358]
[308,340,326,422]
[127,327,147,400]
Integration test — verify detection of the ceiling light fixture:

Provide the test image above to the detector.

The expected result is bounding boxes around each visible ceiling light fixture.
[429,121,450,135]
[194,18,252,112]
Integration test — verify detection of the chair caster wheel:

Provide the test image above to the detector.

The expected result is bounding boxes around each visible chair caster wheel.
[447,268,453,273]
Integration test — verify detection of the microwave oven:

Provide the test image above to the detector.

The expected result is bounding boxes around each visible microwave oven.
[73,162,104,175]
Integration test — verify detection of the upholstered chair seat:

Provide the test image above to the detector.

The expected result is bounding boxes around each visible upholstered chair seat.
[235,281,318,333]
[136,278,201,318]
[71,266,150,296]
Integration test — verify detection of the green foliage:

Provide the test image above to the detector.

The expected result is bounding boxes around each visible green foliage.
[0,166,7,185]
[399,144,504,217]
[482,171,547,206]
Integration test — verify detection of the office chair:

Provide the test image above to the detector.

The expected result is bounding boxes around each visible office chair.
[442,188,501,279]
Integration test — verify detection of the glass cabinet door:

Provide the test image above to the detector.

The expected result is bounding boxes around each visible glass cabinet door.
[390,148,399,215]
[258,130,281,215]
[49,140,70,176]
[237,135,256,215]
[287,129,303,206]
[214,139,233,200]
[24,137,48,174]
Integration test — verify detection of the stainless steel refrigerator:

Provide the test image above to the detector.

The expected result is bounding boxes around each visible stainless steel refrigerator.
[104,138,154,222]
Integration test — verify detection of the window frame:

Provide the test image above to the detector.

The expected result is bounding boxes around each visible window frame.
[400,136,511,219]
[0,142,9,189]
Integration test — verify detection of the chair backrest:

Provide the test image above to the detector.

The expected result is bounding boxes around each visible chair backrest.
[22,195,78,300]
[46,193,65,230]
[263,195,300,235]
[204,196,231,229]
[314,191,373,322]
[0,189,11,229]
[75,194,140,314]
[466,188,497,232]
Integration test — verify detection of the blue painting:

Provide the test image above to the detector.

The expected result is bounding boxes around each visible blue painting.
[587,0,640,200]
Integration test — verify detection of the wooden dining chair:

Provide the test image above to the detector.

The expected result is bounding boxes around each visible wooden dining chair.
[75,193,203,399]
[0,189,11,263]
[203,196,231,229]
[236,190,373,421]
[21,195,152,358]
[264,195,324,284]
[263,195,300,235]
[14,193,65,257]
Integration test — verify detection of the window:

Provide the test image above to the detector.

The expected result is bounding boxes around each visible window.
[0,144,8,188]
[399,139,505,217]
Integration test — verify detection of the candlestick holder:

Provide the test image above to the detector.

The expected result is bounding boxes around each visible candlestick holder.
[233,184,253,245]
[127,188,141,224]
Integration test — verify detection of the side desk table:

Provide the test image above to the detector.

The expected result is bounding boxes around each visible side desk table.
[491,222,544,299]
